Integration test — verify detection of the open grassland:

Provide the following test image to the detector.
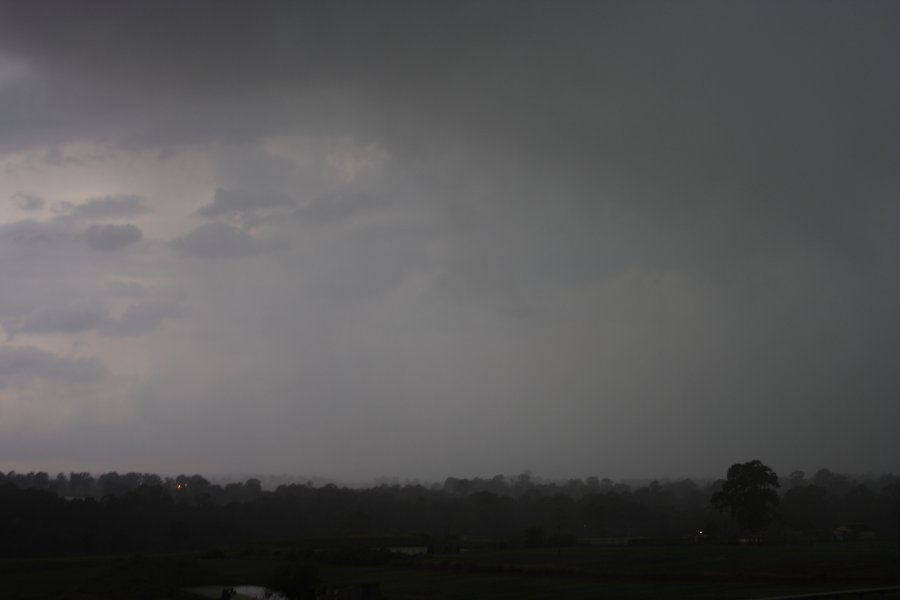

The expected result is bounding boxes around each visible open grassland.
[2,541,898,600]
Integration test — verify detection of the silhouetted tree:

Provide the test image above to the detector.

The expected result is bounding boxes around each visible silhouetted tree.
[781,484,829,537]
[812,468,850,498]
[843,484,875,524]
[5,465,900,559]
[69,472,95,497]
[711,460,780,535]
[788,470,806,488]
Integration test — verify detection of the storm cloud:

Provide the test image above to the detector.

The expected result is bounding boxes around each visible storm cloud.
[11,192,44,212]
[59,194,150,221]
[100,301,184,337]
[0,345,105,386]
[170,222,279,259]
[83,223,143,252]
[14,300,109,335]
[0,1,896,480]
[197,188,296,219]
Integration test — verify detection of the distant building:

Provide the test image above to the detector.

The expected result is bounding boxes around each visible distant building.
[833,524,876,541]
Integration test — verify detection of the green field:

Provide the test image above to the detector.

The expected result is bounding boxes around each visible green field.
[3,541,899,599]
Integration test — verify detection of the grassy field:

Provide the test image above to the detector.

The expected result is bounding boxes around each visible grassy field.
[2,541,898,599]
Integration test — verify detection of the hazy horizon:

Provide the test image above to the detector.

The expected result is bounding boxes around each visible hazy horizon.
[1,465,878,492]
[0,462,883,489]
[0,1,897,481]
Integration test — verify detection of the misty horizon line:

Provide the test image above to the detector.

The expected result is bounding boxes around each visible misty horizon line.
[3,465,891,491]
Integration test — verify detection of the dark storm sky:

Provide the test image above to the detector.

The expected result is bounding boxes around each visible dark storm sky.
[0,1,897,480]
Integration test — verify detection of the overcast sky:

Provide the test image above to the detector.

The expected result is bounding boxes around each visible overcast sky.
[0,1,897,482]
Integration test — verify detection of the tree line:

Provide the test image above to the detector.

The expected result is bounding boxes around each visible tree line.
[0,465,897,559]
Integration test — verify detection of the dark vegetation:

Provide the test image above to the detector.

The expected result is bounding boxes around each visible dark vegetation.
[8,542,900,600]
[1,463,899,599]
[1,464,898,559]
[712,460,781,535]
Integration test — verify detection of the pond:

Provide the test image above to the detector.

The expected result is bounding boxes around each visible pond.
[186,585,288,600]
[235,585,288,599]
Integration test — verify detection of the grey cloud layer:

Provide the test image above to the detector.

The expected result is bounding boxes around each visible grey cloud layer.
[0,345,105,386]
[2,0,894,279]
[7,299,183,338]
[16,300,108,334]
[100,301,185,337]
[171,222,280,259]
[0,199,181,344]
[0,1,896,477]
[83,223,143,252]
[1,216,143,253]
[58,194,150,221]
[198,188,296,219]
[12,192,44,211]
[105,280,150,298]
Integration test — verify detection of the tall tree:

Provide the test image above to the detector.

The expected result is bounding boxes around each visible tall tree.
[711,460,780,534]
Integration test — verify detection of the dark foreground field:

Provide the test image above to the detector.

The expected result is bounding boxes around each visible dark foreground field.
[4,540,899,600]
